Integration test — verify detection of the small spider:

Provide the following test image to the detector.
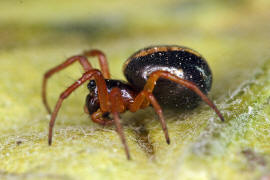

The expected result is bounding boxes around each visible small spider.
[42,45,224,160]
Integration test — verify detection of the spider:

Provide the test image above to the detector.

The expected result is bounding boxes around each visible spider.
[42,45,224,160]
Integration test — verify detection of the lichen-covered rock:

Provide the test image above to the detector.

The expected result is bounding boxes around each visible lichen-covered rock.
[1,0,270,179]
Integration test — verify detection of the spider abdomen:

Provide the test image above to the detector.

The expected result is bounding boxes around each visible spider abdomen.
[123,45,212,108]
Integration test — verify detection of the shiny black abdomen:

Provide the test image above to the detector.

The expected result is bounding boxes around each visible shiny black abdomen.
[123,45,212,108]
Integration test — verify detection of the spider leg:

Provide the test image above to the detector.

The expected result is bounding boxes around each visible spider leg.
[83,49,110,79]
[147,93,170,144]
[129,91,170,144]
[43,49,110,114]
[90,109,114,126]
[48,69,110,145]
[110,87,130,160]
[144,70,224,122]
[42,56,93,114]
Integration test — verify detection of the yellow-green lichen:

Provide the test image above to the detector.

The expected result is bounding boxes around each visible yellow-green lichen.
[1,0,270,179]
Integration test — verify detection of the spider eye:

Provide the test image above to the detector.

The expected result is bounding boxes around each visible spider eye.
[87,80,96,91]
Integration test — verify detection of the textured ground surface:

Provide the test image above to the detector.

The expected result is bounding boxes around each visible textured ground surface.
[1,0,270,179]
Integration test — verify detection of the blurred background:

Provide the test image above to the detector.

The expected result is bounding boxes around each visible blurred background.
[1,0,270,179]
[1,0,270,94]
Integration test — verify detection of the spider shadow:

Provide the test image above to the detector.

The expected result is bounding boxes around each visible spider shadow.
[118,102,200,159]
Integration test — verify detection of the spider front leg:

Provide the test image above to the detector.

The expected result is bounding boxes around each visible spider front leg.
[90,109,114,126]
[83,49,110,79]
[85,87,130,159]
[109,87,130,160]
[43,56,92,113]
[43,49,110,114]
[48,69,110,145]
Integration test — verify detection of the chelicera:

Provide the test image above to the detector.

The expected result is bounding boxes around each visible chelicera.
[42,45,224,160]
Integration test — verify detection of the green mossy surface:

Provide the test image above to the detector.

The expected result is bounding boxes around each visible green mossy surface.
[1,0,270,179]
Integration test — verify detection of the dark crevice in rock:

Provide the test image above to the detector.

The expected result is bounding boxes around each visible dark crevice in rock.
[133,122,155,158]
